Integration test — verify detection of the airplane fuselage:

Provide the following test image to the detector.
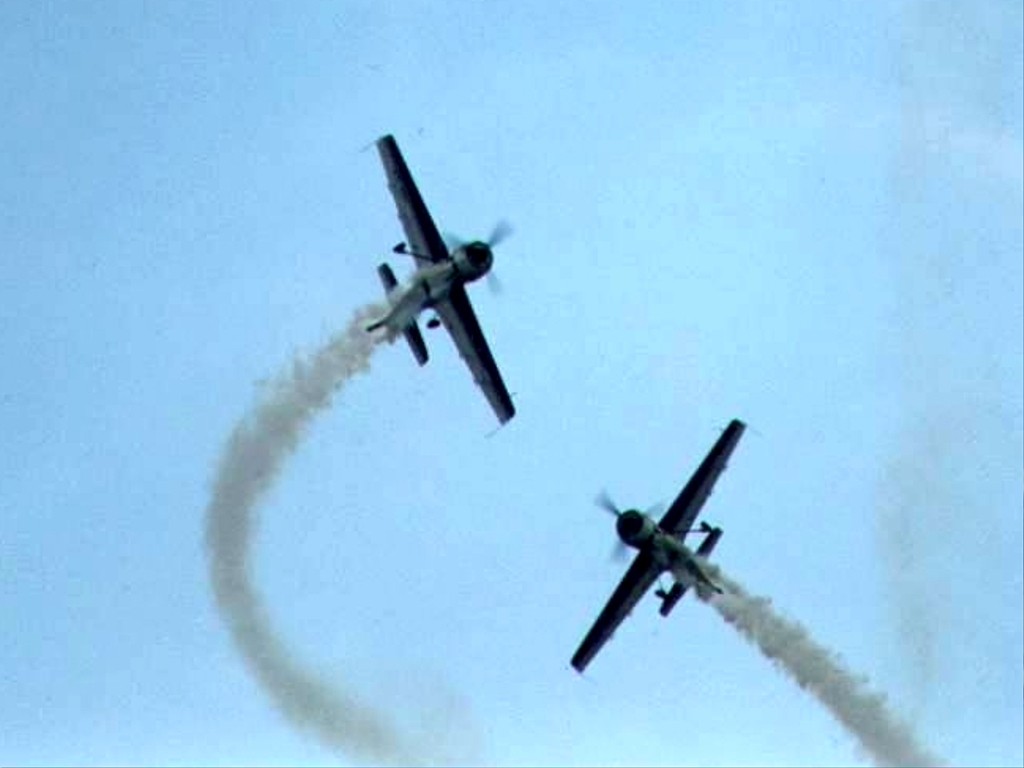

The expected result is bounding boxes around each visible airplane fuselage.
[653,532,719,599]
[368,261,459,335]
[617,510,722,598]
[407,261,459,308]
[370,243,493,334]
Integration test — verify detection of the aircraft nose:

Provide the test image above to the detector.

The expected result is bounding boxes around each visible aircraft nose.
[470,243,492,269]
[616,511,643,541]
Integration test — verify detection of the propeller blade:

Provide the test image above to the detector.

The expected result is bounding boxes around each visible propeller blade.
[595,490,621,517]
[443,231,466,251]
[486,271,503,295]
[487,220,512,248]
[611,541,631,562]
[643,501,666,519]
[446,221,511,252]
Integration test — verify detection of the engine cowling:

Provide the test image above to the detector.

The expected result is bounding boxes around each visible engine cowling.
[616,510,658,548]
[451,242,493,282]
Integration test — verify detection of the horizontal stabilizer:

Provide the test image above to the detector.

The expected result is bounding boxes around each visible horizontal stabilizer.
[657,582,689,617]
[365,263,399,333]
[696,525,723,558]
[371,261,428,364]
[377,262,399,294]
[403,319,429,366]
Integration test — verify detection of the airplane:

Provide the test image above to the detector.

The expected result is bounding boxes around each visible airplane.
[571,418,746,674]
[366,134,516,425]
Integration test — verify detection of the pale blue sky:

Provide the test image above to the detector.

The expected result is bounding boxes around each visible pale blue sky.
[2,2,1021,766]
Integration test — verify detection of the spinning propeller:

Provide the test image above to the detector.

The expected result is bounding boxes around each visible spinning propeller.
[595,489,622,518]
[594,490,664,562]
[594,490,631,562]
[445,219,513,295]
[485,219,513,248]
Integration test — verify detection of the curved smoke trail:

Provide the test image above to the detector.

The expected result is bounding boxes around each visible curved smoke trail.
[703,563,945,768]
[204,302,427,765]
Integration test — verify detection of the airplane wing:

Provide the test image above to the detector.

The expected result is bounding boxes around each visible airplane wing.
[434,283,516,424]
[658,419,746,537]
[571,550,661,673]
[376,134,449,266]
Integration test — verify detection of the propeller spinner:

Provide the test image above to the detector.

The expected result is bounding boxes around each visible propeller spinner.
[445,220,513,295]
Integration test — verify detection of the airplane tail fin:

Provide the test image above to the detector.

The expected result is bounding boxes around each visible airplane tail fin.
[371,262,429,366]
[695,522,723,558]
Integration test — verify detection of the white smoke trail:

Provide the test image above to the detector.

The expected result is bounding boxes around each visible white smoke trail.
[204,302,428,766]
[702,563,946,768]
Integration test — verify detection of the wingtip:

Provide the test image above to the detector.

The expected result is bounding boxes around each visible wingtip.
[496,403,516,426]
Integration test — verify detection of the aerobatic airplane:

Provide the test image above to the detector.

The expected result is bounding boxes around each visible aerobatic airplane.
[571,419,746,673]
[366,134,516,425]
